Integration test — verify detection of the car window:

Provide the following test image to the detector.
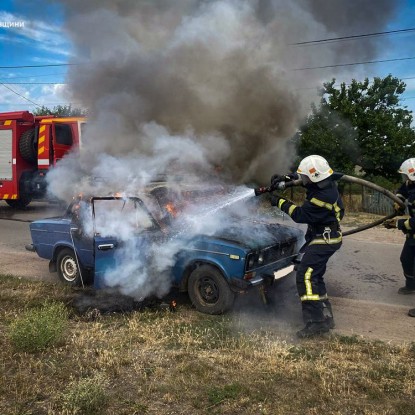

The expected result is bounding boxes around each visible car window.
[93,198,158,236]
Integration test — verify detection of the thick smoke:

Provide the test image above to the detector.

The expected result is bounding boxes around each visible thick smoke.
[48,0,402,193]
[47,0,400,300]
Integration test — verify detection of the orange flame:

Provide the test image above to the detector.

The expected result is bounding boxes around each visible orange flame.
[165,202,178,217]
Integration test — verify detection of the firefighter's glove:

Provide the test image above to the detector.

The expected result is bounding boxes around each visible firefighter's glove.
[393,202,406,215]
[397,219,409,234]
[270,194,283,207]
[270,174,285,188]
[383,218,398,229]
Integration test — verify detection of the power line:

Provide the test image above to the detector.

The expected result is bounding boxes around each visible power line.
[2,82,66,85]
[0,102,83,107]
[292,27,415,46]
[294,56,415,71]
[296,76,415,90]
[0,83,40,107]
[0,63,78,69]
[0,72,67,81]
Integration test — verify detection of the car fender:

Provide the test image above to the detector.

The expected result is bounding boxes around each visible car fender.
[176,256,235,292]
[50,242,86,270]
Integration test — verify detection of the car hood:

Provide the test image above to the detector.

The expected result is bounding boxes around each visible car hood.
[207,220,302,250]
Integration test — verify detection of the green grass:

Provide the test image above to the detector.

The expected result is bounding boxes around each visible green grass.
[8,301,68,352]
[0,275,414,415]
[61,373,109,414]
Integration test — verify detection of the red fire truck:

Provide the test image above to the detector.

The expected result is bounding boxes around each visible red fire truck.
[0,111,85,208]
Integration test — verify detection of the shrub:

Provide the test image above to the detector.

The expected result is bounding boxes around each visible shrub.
[9,301,68,352]
[61,373,109,415]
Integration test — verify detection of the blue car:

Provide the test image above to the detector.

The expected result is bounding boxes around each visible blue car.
[27,194,301,314]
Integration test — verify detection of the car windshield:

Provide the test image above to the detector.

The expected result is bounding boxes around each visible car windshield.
[92,198,158,237]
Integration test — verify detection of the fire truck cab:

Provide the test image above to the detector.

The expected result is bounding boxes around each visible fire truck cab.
[0,111,85,208]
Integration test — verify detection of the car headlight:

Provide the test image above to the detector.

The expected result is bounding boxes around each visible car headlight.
[247,254,256,269]
[258,253,264,265]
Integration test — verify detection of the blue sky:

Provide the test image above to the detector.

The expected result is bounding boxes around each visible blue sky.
[0,0,414,118]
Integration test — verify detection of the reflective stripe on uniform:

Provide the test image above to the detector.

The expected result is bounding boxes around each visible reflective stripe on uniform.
[301,267,320,301]
[277,198,297,216]
[309,235,342,245]
[404,219,412,230]
[310,197,342,222]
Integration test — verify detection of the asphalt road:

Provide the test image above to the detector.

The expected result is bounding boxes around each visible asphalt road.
[0,200,414,342]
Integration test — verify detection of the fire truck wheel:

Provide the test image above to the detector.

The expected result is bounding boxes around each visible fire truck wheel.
[5,195,32,209]
[188,265,235,314]
[56,248,83,287]
[19,129,37,164]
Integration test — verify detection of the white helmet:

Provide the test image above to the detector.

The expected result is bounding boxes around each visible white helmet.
[398,158,415,182]
[297,155,333,183]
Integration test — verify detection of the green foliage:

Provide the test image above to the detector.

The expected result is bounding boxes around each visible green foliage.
[365,175,399,191]
[61,373,109,415]
[297,75,415,179]
[33,104,87,117]
[8,301,68,352]
[207,383,243,406]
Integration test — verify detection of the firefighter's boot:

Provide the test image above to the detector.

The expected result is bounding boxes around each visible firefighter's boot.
[408,308,415,317]
[398,277,415,295]
[322,301,335,329]
[296,321,330,338]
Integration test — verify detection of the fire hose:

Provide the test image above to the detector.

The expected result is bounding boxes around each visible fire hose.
[254,173,406,237]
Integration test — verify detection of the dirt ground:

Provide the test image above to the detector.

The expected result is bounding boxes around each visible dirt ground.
[331,221,414,344]
[0,208,414,344]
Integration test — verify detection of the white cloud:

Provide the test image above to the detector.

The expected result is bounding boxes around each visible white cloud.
[0,82,80,112]
[0,11,73,58]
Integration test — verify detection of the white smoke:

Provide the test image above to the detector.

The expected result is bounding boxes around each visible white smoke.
[45,0,400,300]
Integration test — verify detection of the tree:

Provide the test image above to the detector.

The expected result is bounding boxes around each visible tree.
[33,104,87,117]
[297,75,415,179]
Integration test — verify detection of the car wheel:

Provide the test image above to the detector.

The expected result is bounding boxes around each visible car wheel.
[56,248,83,287]
[188,265,235,314]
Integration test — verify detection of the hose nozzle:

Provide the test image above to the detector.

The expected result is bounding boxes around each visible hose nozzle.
[254,186,271,196]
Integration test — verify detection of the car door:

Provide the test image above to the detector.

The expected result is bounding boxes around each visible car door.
[92,197,163,289]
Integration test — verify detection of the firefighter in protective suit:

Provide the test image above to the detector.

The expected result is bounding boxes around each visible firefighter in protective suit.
[270,155,344,338]
[392,159,415,303]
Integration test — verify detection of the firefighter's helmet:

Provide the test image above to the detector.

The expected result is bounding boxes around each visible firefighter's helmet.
[297,155,333,183]
[398,158,415,182]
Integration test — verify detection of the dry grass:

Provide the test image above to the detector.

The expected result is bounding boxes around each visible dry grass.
[1,274,415,415]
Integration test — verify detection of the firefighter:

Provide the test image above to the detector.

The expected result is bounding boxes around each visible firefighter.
[270,155,344,338]
[391,158,415,300]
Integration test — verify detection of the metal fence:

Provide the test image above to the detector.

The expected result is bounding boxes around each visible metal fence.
[361,186,394,216]
[288,183,395,215]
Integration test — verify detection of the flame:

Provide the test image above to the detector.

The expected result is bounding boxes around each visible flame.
[114,192,123,198]
[165,202,178,217]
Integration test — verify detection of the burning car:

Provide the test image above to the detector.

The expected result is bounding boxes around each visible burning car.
[26,191,302,314]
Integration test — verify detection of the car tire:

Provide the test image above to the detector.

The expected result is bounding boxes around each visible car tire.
[56,248,84,287]
[188,265,235,314]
